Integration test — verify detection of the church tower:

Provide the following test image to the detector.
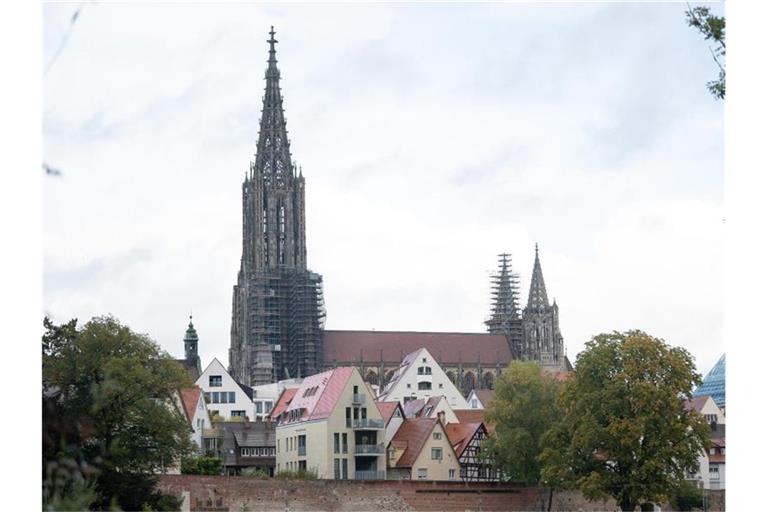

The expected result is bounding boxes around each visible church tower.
[229,28,326,386]
[485,253,524,359]
[521,244,565,369]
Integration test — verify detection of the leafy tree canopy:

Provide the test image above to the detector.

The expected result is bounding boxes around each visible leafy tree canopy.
[483,361,562,485]
[686,5,725,99]
[540,330,710,512]
[43,316,195,510]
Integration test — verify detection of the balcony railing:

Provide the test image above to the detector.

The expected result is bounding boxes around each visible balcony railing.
[355,443,385,455]
[346,418,384,429]
[355,470,386,481]
[298,446,306,456]
[352,393,366,405]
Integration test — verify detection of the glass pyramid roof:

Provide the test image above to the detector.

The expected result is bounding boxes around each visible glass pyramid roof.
[692,353,725,408]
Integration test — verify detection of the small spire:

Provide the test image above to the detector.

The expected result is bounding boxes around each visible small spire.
[267,26,278,66]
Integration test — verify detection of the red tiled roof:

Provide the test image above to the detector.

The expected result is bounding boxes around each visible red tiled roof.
[454,409,495,433]
[390,418,441,468]
[285,367,355,422]
[445,422,485,458]
[709,454,725,464]
[179,388,201,426]
[270,387,298,421]
[323,330,512,365]
[375,402,400,424]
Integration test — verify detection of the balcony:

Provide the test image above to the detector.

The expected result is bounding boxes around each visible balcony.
[346,418,384,429]
[352,393,366,405]
[355,443,385,455]
[355,470,386,481]
[298,446,306,456]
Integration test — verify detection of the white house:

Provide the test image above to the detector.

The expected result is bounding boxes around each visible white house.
[177,387,212,453]
[196,358,256,421]
[377,348,470,409]
[250,378,303,421]
[465,389,494,410]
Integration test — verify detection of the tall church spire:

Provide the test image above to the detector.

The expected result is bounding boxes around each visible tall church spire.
[485,253,523,359]
[254,25,295,188]
[526,243,549,312]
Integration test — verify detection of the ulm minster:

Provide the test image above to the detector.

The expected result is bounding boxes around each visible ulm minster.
[229,28,568,393]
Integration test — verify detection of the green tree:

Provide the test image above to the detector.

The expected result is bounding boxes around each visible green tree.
[42,316,194,510]
[181,455,222,475]
[686,5,725,99]
[540,330,710,512]
[483,361,562,484]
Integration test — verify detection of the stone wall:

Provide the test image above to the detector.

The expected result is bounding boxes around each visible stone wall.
[157,475,725,511]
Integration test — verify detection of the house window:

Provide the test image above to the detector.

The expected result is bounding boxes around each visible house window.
[334,433,340,453]
[265,401,273,413]
[438,383,443,389]
[417,468,427,479]
[334,459,340,480]
[256,402,263,414]
[342,459,348,479]
[406,384,411,389]
[710,448,716,455]
[449,469,455,479]
[212,392,220,403]
[433,432,441,440]
[422,358,427,363]
[342,433,348,453]
[210,376,222,387]
[431,448,442,460]
[418,382,432,390]
[471,399,478,408]
[229,392,236,403]
[231,410,246,418]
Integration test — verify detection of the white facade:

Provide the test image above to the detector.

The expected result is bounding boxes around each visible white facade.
[196,358,256,421]
[189,391,212,452]
[378,348,470,409]
[251,378,303,421]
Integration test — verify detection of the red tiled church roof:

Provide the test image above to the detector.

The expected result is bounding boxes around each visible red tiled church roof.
[323,330,512,365]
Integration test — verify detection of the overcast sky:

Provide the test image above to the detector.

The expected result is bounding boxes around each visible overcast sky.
[42,1,724,377]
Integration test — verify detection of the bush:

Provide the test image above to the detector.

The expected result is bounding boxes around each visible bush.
[241,467,270,478]
[181,456,222,475]
[669,480,704,511]
[275,468,318,480]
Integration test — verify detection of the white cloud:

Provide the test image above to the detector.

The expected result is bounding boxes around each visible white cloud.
[43,2,724,377]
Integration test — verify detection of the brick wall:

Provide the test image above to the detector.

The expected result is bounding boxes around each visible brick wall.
[157,475,726,511]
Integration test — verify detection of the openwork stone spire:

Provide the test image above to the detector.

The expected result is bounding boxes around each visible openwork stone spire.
[252,25,295,188]
[526,243,549,313]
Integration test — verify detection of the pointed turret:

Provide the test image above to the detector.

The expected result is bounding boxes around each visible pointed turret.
[526,243,549,313]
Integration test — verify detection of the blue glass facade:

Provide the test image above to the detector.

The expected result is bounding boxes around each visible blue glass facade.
[693,354,725,408]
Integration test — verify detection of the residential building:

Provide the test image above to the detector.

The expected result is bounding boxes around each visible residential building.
[387,418,461,481]
[466,389,494,410]
[445,422,498,482]
[270,387,298,421]
[178,387,212,453]
[196,358,256,421]
[375,401,405,446]
[708,436,725,490]
[250,378,303,421]
[378,348,470,409]
[204,421,276,476]
[402,396,459,424]
[685,395,726,428]
[275,367,386,480]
